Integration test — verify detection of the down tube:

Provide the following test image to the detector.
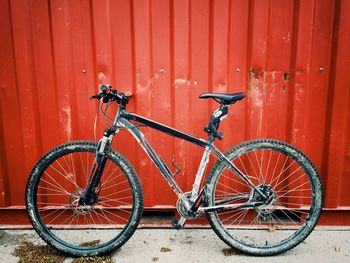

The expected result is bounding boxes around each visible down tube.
[117,118,183,197]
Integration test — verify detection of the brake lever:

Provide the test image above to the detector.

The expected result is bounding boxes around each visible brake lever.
[90,93,103,100]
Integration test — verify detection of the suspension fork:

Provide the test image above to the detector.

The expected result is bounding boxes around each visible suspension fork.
[89,137,109,188]
[79,127,117,205]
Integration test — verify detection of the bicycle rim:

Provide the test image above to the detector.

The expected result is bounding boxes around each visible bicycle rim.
[207,140,322,253]
[30,143,137,251]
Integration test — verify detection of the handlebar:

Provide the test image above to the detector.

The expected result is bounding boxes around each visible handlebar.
[90,84,132,108]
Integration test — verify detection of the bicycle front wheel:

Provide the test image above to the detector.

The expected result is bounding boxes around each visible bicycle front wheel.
[26,141,143,257]
[206,139,323,256]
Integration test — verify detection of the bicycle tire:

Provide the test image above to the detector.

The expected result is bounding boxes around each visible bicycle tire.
[26,141,143,257]
[205,139,323,256]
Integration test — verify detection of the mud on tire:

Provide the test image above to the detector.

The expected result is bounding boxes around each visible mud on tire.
[26,141,144,257]
[205,139,323,256]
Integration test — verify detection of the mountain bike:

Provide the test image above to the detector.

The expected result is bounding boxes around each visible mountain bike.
[26,84,323,257]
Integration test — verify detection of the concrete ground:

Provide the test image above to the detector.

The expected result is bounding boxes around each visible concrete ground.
[0,228,349,263]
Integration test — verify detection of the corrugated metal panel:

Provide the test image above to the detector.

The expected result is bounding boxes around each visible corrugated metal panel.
[0,0,349,224]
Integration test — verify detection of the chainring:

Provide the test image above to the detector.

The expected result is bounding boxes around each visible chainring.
[176,192,202,219]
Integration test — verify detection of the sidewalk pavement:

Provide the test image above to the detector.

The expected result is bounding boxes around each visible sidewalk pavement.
[0,228,349,262]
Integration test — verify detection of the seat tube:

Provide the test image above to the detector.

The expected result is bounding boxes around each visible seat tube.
[191,146,211,200]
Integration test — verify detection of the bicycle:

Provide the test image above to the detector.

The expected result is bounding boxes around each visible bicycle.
[26,84,323,257]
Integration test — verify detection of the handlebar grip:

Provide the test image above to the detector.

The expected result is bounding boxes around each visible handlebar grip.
[90,85,132,107]
[90,92,103,100]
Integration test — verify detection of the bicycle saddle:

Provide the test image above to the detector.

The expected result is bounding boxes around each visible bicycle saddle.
[199,92,245,104]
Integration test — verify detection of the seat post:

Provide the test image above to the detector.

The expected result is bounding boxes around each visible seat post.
[204,102,228,141]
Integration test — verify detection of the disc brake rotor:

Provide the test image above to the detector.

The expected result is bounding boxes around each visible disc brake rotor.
[251,184,278,214]
[69,189,95,215]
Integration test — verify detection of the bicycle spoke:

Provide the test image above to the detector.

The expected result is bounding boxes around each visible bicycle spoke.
[57,156,79,188]
[270,158,294,186]
[221,172,250,188]
[29,144,141,251]
[42,174,70,195]
[210,141,321,252]
[98,207,129,223]
[228,209,249,226]
[263,150,273,183]
[97,202,131,214]
[99,196,132,206]
[273,166,302,188]
[237,156,259,182]
[277,180,310,198]
[101,170,124,187]
[49,161,80,189]
[46,207,71,225]
[101,180,129,191]
[246,154,259,181]
[221,209,247,223]
[217,181,244,195]
[95,209,117,226]
[254,150,264,183]
[79,152,87,181]
[38,183,70,195]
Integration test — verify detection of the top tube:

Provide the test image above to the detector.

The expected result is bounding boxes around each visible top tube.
[120,111,209,148]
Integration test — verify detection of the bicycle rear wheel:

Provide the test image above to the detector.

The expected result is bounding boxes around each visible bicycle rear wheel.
[26,141,143,257]
[206,139,323,256]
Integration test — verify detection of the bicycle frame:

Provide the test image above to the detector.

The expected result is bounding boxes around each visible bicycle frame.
[26,85,322,256]
[94,107,267,212]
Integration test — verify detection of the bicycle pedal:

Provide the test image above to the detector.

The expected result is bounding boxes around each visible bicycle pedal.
[171,217,186,230]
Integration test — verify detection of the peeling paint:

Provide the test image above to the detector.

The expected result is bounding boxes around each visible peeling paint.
[174,77,188,86]
[136,71,141,88]
[136,69,166,91]
[98,72,106,82]
[140,159,147,166]
[247,68,292,137]
[174,77,199,87]
[62,106,72,141]
[282,32,291,44]
[248,68,290,94]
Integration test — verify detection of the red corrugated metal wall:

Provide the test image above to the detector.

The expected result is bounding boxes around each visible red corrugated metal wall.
[0,0,349,225]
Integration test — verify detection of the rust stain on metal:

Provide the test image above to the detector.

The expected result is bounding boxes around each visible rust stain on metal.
[174,77,189,86]
[136,71,141,88]
[248,68,290,94]
[173,77,198,87]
